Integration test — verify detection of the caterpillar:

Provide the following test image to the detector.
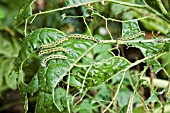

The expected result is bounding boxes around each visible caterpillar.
[67,34,100,43]
[38,47,68,56]
[127,95,134,113]
[41,55,67,67]
[118,31,145,41]
[38,34,100,50]
[38,37,68,50]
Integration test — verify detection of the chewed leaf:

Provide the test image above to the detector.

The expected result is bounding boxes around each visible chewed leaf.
[10,28,66,78]
[122,20,141,38]
[36,38,97,92]
[73,57,131,87]
[35,38,97,111]
[122,21,165,74]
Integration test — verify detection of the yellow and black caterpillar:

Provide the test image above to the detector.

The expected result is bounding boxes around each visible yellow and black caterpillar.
[38,34,100,50]
[38,37,68,50]
[38,47,68,56]
[41,55,67,67]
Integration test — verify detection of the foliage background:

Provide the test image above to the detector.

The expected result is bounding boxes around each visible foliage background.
[0,0,170,113]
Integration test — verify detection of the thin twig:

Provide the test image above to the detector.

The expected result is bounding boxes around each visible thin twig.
[83,17,92,36]
[24,19,28,37]
[101,38,170,44]
[126,95,134,113]
[93,12,157,23]
[105,20,113,39]
[103,71,126,113]
[149,66,155,109]
[66,71,71,113]
[128,66,150,112]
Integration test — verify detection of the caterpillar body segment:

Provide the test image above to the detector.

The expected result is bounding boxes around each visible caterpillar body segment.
[38,47,69,56]
[41,55,67,67]
[67,34,100,43]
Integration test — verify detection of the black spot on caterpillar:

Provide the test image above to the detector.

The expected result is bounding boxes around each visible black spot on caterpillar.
[38,47,68,56]
[67,34,100,43]
[41,55,67,67]
[118,31,145,41]
[38,37,68,50]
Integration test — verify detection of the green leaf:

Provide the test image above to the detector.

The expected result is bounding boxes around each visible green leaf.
[116,88,132,108]
[11,28,100,112]
[0,37,19,90]
[93,44,112,54]
[94,83,111,101]
[15,0,36,26]
[70,76,82,88]
[54,87,73,112]
[73,57,131,87]
[19,82,29,113]
[78,99,99,113]
[93,44,112,61]
[95,52,112,61]
[54,88,67,111]
[36,88,72,113]
[27,74,39,94]
[5,59,17,90]
[10,28,66,80]
[35,91,59,113]
[122,20,141,39]
[36,36,97,111]
[145,93,162,106]
[0,7,5,19]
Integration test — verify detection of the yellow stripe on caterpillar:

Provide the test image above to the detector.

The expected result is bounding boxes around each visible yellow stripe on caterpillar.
[38,47,68,56]
[41,55,67,67]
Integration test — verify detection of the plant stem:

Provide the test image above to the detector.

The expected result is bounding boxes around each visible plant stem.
[101,38,170,44]
[156,0,168,14]
[66,71,71,113]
